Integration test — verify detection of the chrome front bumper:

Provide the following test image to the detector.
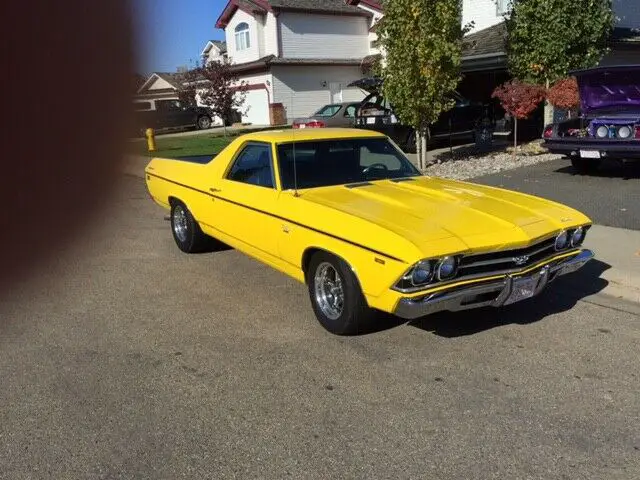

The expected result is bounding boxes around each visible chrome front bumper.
[393,249,594,320]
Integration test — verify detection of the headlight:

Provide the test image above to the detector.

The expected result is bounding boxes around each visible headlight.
[571,227,585,246]
[411,260,434,286]
[618,125,633,139]
[555,231,569,250]
[595,125,609,138]
[437,257,457,281]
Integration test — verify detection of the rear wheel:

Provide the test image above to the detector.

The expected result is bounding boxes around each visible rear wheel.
[306,252,373,335]
[170,201,211,253]
[571,157,600,174]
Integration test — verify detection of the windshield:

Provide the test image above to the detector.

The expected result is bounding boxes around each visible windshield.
[276,138,421,190]
[314,104,342,117]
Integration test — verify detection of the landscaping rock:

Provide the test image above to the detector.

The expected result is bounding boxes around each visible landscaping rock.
[424,151,562,180]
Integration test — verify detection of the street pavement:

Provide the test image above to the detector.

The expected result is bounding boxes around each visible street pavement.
[473,158,640,231]
[0,175,639,479]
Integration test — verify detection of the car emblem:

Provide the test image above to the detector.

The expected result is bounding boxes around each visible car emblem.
[513,255,530,266]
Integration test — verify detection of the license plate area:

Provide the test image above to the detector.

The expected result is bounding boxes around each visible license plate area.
[504,276,537,305]
[579,150,601,159]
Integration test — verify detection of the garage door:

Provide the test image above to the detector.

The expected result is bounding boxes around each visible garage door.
[240,89,270,126]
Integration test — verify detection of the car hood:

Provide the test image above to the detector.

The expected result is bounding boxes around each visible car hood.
[573,65,640,114]
[300,176,590,257]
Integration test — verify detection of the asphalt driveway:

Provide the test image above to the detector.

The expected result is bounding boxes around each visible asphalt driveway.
[1,175,639,479]
[472,158,640,230]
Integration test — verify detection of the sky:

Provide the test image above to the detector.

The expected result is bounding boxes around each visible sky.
[132,0,226,75]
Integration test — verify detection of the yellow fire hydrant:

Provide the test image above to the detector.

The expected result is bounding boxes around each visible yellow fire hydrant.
[145,128,156,153]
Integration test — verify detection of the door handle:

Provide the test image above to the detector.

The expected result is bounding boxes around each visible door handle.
[209,187,222,193]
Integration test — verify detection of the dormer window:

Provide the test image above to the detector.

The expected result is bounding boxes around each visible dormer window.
[235,22,250,51]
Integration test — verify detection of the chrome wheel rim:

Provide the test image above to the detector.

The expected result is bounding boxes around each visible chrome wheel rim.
[314,262,344,320]
[199,117,211,129]
[173,205,189,242]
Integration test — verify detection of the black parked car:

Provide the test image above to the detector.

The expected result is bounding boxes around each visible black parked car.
[133,99,215,136]
[348,78,494,152]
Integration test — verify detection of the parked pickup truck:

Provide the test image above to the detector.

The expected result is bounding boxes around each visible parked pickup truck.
[348,77,494,153]
[543,65,640,173]
[133,99,214,136]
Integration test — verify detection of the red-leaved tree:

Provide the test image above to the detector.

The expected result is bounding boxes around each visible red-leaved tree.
[492,80,546,153]
[546,77,580,117]
[178,61,248,133]
[198,61,247,131]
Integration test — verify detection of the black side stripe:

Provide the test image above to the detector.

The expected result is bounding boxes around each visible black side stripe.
[147,171,405,263]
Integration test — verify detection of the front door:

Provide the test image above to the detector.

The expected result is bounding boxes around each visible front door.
[155,99,185,128]
[206,142,282,264]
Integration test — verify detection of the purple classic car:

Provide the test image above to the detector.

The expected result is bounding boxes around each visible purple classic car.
[543,65,640,173]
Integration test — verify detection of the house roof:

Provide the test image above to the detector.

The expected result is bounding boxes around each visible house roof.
[227,54,367,74]
[345,0,382,11]
[137,72,185,94]
[267,0,364,13]
[462,22,507,58]
[211,40,227,53]
[216,0,369,28]
[202,40,227,56]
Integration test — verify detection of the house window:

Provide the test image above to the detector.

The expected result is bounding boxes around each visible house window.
[235,22,250,51]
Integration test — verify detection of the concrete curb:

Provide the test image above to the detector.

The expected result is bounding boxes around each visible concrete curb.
[583,225,640,304]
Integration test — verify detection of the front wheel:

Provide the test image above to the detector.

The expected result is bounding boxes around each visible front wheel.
[571,157,600,174]
[197,115,212,130]
[307,252,373,335]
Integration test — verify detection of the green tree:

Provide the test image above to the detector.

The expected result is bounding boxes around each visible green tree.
[505,0,614,125]
[377,0,470,169]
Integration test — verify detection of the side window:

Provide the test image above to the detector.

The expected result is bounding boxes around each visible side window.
[344,105,356,118]
[156,100,181,111]
[134,102,152,111]
[227,144,274,188]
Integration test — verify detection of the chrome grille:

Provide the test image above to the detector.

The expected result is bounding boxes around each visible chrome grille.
[458,237,559,278]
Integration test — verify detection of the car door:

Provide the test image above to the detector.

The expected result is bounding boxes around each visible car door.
[173,101,198,127]
[155,99,183,128]
[207,142,282,263]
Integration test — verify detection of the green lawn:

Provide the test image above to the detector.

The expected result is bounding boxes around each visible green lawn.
[129,125,292,159]
[128,133,236,159]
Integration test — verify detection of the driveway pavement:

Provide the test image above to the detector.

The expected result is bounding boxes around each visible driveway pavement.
[1,175,639,479]
[472,158,640,231]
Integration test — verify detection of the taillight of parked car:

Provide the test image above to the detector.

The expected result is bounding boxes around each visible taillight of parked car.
[635,126,640,139]
[543,125,553,138]
[293,120,326,129]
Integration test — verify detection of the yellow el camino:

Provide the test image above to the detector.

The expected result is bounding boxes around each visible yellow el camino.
[145,128,593,335]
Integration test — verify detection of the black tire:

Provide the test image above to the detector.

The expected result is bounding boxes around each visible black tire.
[197,115,212,130]
[170,201,211,253]
[306,252,373,335]
[571,157,600,174]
